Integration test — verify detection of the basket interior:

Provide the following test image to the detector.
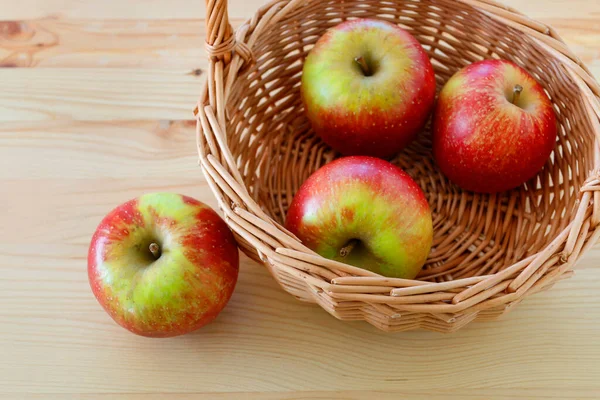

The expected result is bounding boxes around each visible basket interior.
[225,0,596,282]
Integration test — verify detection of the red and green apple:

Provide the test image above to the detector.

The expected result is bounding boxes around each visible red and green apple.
[301,18,436,159]
[88,193,239,337]
[433,59,557,193]
[285,156,433,279]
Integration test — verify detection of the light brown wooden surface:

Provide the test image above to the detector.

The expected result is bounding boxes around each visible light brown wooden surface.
[1,1,599,398]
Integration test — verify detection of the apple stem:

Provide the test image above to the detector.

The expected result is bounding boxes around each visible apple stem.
[512,84,523,104]
[149,243,161,259]
[339,239,359,258]
[354,56,371,77]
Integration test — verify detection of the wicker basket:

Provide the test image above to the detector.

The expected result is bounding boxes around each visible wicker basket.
[196,0,600,332]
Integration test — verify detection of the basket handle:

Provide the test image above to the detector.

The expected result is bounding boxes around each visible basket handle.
[205,0,254,67]
[205,0,235,64]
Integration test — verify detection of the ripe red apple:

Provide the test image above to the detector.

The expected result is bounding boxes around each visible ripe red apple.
[433,59,557,193]
[88,193,239,337]
[301,18,436,159]
[286,156,433,279]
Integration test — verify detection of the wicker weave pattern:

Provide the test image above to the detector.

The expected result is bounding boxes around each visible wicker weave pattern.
[196,0,600,332]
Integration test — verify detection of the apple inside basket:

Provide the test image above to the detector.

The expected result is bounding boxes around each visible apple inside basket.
[197,0,600,332]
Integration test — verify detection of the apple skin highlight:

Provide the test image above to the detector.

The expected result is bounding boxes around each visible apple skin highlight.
[433,59,557,193]
[301,18,436,159]
[286,156,433,279]
[88,193,239,337]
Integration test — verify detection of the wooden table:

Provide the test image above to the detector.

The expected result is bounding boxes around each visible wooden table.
[1,1,599,398]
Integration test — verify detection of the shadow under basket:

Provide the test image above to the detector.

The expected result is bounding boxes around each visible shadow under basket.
[196,0,600,332]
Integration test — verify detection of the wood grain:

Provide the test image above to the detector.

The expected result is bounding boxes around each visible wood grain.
[12,389,600,399]
[0,18,597,70]
[0,69,202,120]
[0,19,243,69]
[1,0,599,19]
[0,19,205,69]
[1,121,600,396]
[0,30,597,122]
[0,0,259,19]
[1,0,600,397]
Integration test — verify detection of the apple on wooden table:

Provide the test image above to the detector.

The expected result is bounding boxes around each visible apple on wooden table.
[88,193,239,337]
[301,18,436,159]
[433,59,557,193]
[286,156,433,279]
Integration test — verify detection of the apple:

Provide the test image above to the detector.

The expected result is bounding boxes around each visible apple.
[285,156,433,279]
[88,193,239,337]
[433,59,557,193]
[301,18,436,159]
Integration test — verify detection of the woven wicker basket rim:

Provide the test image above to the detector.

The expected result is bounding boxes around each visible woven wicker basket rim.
[197,0,600,332]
